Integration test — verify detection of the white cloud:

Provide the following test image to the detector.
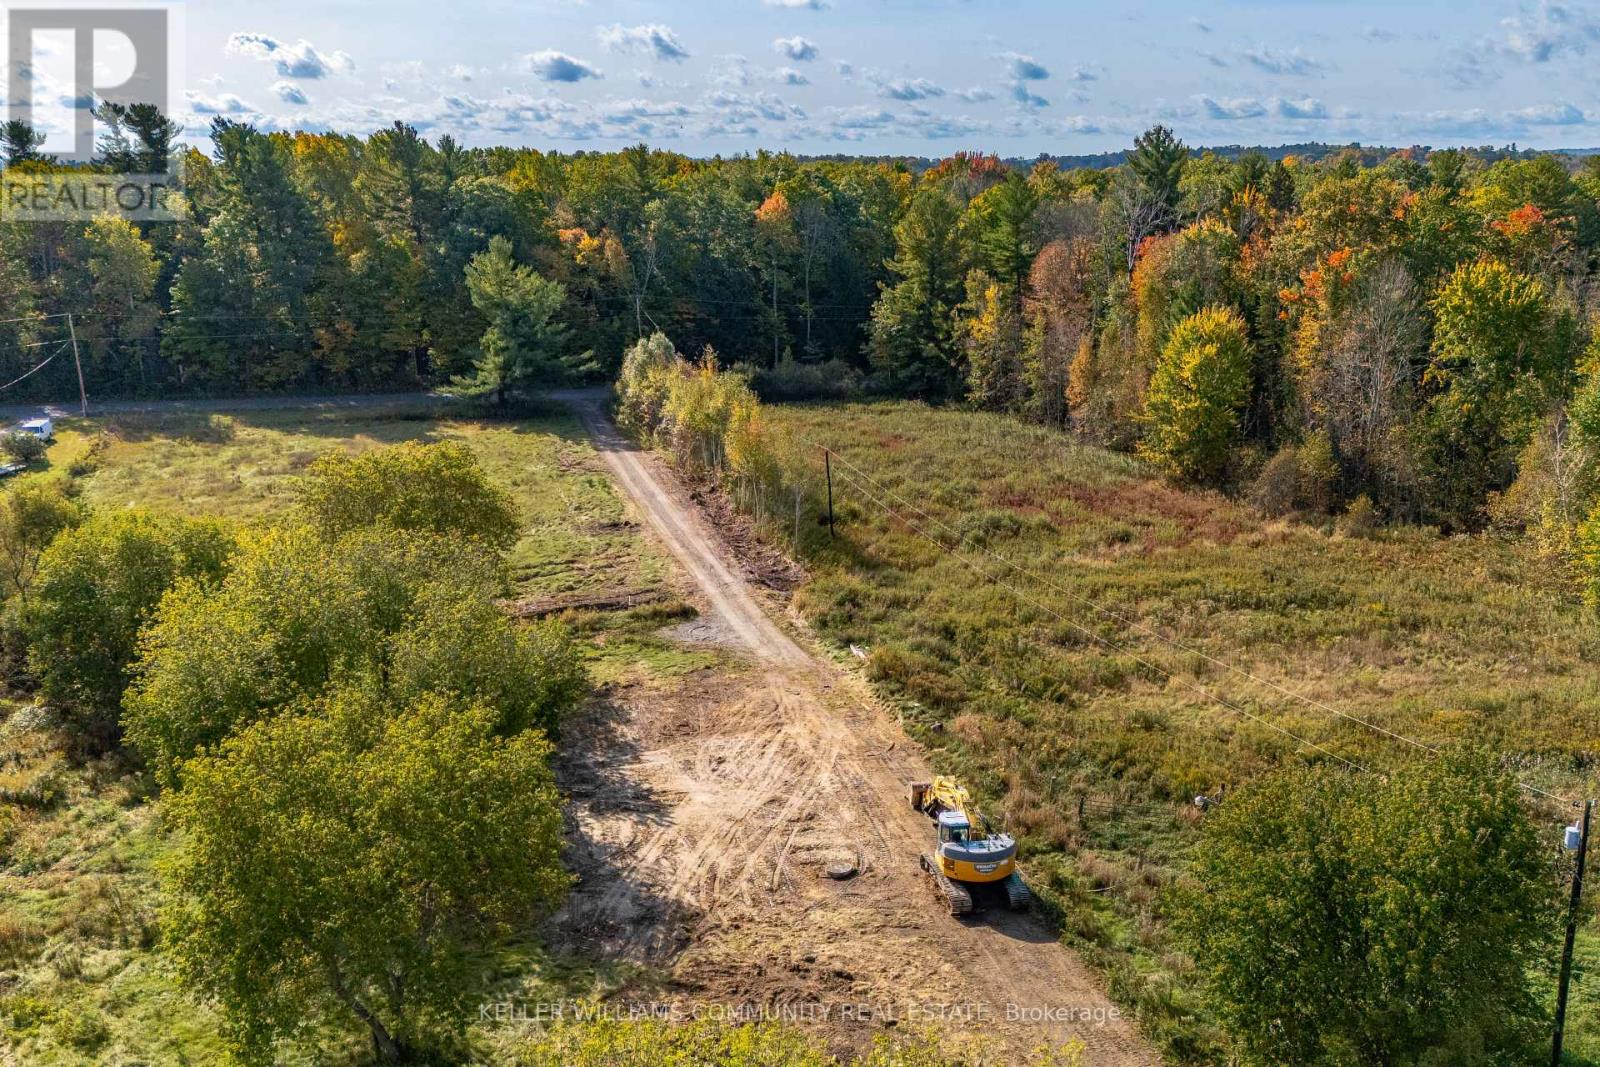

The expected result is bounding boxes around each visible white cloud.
[184,89,252,115]
[773,35,819,61]
[1012,82,1049,109]
[597,24,690,62]
[1003,52,1050,80]
[1406,108,1498,137]
[815,105,996,142]
[601,98,693,124]
[1277,96,1327,119]
[955,86,996,103]
[225,33,354,79]
[712,55,753,89]
[523,50,603,82]
[764,0,828,8]
[879,77,944,101]
[271,81,309,105]
[1194,94,1268,120]
[773,66,810,85]
[825,106,896,130]
[1242,45,1324,75]
[1508,102,1586,124]
[1500,1,1600,61]
[706,89,805,122]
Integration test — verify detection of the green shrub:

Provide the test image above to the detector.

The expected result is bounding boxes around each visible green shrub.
[387,584,587,738]
[1336,494,1379,538]
[123,523,506,779]
[0,473,83,601]
[294,440,520,551]
[54,1006,110,1051]
[614,331,680,435]
[1175,751,1551,1065]
[1248,446,1299,517]
[1296,429,1338,512]
[0,431,45,464]
[23,509,235,726]
[66,432,110,478]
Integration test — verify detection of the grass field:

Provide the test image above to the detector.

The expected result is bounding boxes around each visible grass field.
[761,399,1600,1060]
[0,402,701,1064]
[10,396,1600,1062]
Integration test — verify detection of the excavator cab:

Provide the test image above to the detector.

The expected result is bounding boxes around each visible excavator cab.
[937,811,970,844]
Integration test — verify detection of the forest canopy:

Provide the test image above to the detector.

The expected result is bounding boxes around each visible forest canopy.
[8,116,1600,529]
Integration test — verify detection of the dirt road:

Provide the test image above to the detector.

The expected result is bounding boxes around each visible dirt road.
[554,396,1159,1065]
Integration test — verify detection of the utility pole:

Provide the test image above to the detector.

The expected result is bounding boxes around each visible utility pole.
[1553,798,1593,1067]
[66,313,86,416]
[825,449,835,539]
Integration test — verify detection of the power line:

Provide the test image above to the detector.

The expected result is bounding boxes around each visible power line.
[806,436,1573,805]
[0,344,66,392]
[0,312,71,326]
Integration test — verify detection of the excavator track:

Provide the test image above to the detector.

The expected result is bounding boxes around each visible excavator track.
[921,854,973,916]
[1003,871,1031,911]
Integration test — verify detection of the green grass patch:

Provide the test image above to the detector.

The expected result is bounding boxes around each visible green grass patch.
[761,399,1600,1061]
[68,404,672,604]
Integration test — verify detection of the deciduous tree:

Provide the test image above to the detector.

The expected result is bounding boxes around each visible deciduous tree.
[1177,751,1552,1066]
[1138,306,1252,483]
[164,688,568,1062]
[24,510,233,729]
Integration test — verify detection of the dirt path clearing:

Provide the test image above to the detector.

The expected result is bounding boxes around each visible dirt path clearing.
[554,395,1160,1066]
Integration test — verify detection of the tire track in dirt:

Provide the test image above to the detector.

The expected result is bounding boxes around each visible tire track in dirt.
[552,394,1160,1066]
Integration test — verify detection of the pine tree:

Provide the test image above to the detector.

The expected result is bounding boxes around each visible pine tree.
[867,186,965,398]
[452,236,577,404]
[1127,124,1188,229]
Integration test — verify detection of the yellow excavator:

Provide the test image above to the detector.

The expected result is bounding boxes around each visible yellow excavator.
[908,776,1030,916]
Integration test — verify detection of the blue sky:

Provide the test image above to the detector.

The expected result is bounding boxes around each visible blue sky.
[29,0,1600,155]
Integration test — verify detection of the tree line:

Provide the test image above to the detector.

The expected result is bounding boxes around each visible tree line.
[8,115,1600,532]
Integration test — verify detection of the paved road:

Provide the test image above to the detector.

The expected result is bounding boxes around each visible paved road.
[0,391,456,423]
